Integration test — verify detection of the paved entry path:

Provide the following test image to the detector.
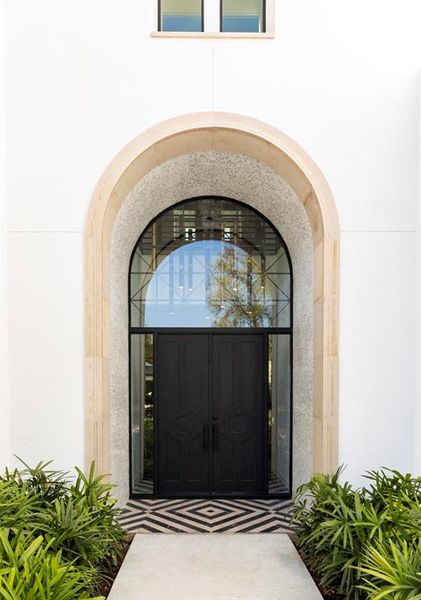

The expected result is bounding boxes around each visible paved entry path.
[108,534,322,599]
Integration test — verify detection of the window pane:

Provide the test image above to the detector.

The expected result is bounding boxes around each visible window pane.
[130,197,291,328]
[131,334,154,494]
[221,0,264,32]
[160,0,202,32]
[268,334,291,494]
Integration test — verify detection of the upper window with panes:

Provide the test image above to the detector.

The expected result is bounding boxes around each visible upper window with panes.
[158,1,267,34]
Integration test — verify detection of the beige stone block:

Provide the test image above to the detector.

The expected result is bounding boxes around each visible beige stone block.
[113,147,159,204]
[313,355,338,415]
[152,128,214,165]
[150,31,275,38]
[313,414,339,474]
[313,241,324,301]
[313,296,325,360]
[325,293,339,357]
[313,354,324,417]
[304,191,324,247]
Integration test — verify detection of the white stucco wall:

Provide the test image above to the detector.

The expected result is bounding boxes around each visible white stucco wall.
[0,0,9,471]
[416,72,421,476]
[2,0,420,484]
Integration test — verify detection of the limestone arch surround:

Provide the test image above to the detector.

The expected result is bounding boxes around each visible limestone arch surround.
[85,112,340,499]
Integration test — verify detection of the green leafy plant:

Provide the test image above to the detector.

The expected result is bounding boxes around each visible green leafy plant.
[38,464,125,569]
[0,460,126,598]
[291,467,421,600]
[291,467,366,597]
[10,459,70,502]
[143,419,154,479]
[0,529,104,600]
[359,539,421,600]
[0,477,40,531]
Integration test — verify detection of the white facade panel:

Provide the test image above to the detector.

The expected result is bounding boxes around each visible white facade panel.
[5,1,213,231]
[340,231,417,484]
[212,9,420,232]
[416,71,421,475]
[0,0,10,471]
[7,232,84,471]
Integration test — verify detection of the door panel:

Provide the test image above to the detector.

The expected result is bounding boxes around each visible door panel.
[212,335,266,494]
[157,334,210,494]
[156,333,266,496]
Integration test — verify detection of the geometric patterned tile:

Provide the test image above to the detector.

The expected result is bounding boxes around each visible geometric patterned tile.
[118,498,293,534]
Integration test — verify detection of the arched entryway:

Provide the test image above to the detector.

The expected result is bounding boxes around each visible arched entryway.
[129,196,293,498]
[85,113,340,505]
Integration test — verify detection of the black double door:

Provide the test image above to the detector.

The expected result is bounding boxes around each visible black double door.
[157,333,266,496]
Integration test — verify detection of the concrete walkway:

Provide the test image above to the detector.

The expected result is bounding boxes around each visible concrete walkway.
[108,534,322,599]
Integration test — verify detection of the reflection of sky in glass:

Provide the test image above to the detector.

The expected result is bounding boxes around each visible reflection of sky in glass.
[162,16,201,31]
[130,197,292,329]
[144,241,237,327]
[141,240,289,328]
[222,16,260,32]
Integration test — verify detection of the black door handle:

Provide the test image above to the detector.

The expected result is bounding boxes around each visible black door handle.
[212,423,218,451]
[203,424,209,451]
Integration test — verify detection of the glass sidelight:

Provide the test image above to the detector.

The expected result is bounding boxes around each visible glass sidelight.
[268,334,291,493]
[130,334,154,494]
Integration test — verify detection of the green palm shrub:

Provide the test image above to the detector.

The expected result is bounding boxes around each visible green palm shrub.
[70,464,126,563]
[0,460,126,598]
[0,477,40,530]
[0,529,104,600]
[38,465,125,568]
[291,467,421,600]
[291,468,366,596]
[5,459,70,502]
[359,539,421,600]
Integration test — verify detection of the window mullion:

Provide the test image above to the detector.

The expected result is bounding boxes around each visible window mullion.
[205,0,220,33]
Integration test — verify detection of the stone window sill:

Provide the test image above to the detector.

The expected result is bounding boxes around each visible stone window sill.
[151,31,274,39]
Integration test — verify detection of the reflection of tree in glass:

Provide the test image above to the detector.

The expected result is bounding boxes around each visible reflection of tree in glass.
[143,418,154,479]
[143,361,154,479]
[209,246,271,327]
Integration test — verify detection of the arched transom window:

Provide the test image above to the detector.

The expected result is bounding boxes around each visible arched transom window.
[130,196,291,329]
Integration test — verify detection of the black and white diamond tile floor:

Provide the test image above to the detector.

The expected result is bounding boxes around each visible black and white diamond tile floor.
[119,498,293,533]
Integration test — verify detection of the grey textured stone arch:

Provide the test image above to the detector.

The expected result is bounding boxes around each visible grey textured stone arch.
[110,151,313,504]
